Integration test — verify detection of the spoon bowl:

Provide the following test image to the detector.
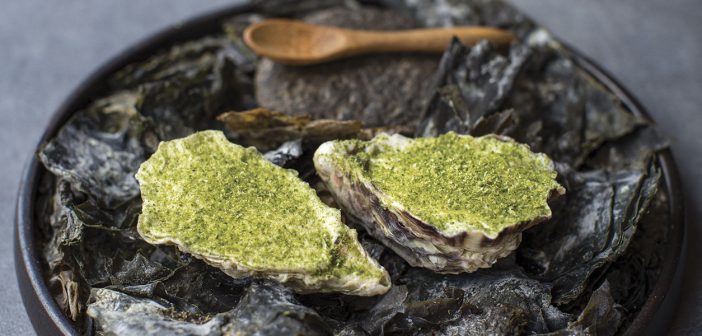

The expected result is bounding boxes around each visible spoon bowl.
[244,19,348,65]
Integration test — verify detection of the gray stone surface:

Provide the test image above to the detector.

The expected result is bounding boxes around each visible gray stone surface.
[0,0,699,335]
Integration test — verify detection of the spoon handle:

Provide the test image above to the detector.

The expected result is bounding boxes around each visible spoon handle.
[346,27,515,54]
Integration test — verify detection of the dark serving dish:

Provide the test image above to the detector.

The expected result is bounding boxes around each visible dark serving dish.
[14,3,685,336]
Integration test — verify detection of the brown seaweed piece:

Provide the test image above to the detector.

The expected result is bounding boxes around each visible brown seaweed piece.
[217,107,413,177]
[218,107,362,151]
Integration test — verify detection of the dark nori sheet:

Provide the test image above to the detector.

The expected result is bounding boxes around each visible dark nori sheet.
[34,0,670,335]
[254,7,438,127]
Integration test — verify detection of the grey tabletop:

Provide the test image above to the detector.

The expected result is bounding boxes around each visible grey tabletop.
[1,0,700,335]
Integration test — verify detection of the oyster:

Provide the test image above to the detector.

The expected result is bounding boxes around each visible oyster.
[314,132,564,273]
[136,130,390,295]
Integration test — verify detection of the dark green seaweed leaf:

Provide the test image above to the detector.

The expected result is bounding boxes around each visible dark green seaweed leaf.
[519,162,660,304]
[301,234,573,335]
[255,7,437,127]
[38,93,153,208]
[111,36,254,141]
[417,36,645,167]
[524,50,645,166]
[416,39,530,137]
[542,281,622,336]
[110,37,231,89]
[88,288,232,336]
[44,179,253,325]
[587,126,669,171]
[89,281,331,336]
[135,51,245,140]
[227,281,332,335]
[605,187,669,329]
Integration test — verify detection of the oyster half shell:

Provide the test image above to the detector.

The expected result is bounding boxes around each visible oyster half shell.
[136,131,390,295]
[314,132,564,273]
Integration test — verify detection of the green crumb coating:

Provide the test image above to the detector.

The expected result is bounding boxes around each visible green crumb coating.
[329,132,564,237]
[136,130,386,286]
[325,230,384,279]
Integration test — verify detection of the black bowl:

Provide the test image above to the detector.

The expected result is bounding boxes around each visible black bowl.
[14,3,686,335]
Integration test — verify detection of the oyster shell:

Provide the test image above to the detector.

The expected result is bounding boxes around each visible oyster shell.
[136,130,390,295]
[314,132,564,273]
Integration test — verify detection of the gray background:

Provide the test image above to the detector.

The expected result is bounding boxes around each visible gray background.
[1,0,699,334]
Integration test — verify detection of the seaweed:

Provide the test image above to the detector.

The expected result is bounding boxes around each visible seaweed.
[254,7,438,127]
[133,49,244,141]
[87,287,237,336]
[416,39,531,138]
[38,93,154,208]
[365,266,571,335]
[598,184,670,331]
[217,107,363,151]
[417,37,645,168]
[544,281,622,336]
[300,251,574,335]
[88,281,332,336]
[519,162,660,305]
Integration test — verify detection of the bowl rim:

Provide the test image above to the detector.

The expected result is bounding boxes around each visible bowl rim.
[13,3,686,335]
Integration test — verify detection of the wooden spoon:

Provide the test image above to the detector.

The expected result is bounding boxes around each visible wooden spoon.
[244,19,515,65]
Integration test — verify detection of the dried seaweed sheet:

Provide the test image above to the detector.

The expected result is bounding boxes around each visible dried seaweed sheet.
[299,242,574,335]
[112,36,255,140]
[605,187,670,330]
[416,39,530,138]
[543,281,622,336]
[255,7,438,127]
[366,267,570,335]
[519,162,660,304]
[417,37,644,167]
[88,281,331,336]
[38,93,153,208]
